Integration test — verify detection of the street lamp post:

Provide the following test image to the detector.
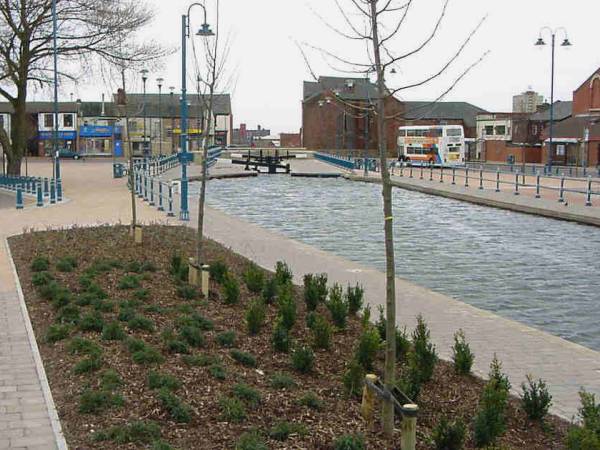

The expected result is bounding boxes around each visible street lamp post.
[52,0,61,185]
[140,69,149,167]
[535,27,572,171]
[169,86,175,153]
[157,78,164,156]
[180,3,214,221]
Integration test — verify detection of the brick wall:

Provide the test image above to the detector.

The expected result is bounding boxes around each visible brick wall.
[573,70,600,115]
[483,140,542,164]
[280,133,301,148]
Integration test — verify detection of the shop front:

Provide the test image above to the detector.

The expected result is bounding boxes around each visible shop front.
[78,125,122,156]
[38,131,77,155]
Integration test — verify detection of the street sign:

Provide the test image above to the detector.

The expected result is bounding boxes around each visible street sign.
[178,152,194,164]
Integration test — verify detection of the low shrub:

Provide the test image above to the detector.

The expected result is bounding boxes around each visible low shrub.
[342,359,365,398]
[46,324,70,343]
[140,261,157,272]
[243,264,265,293]
[85,282,108,299]
[151,440,175,450]
[412,315,437,383]
[277,285,297,330]
[230,349,257,368]
[32,271,53,287]
[521,375,552,422]
[567,390,600,449]
[179,325,204,348]
[79,389,124,414]
[37,280,64,302]
[219,396,247,423]
[56,256,77,272]
[396,327,411,362]
[291,345,315,373]
[311,314,332,350]
[305,311,318,330]
[176,284,199,300]
[232,383,261,408]
[170,254,183,277]
[182,354,218,367]
[68,337,102,357]
[118,307,136,322]
[209,363,227,380]
[333,434,366,450]
[79,311,105,333]
[297,391,323,410]
[216,330,236,348]
[118,274,141,290]
[303,273,327,311]
[245,299,266,335]
[235,431,268,450]
[127,315,155,333]
[270,372,296,389]
[73,355,103,374]
[133,288,150,301]
[126,261,143,273]
[375,305,387,340]
[56,304,80,325]
[223,275,240,305]
[50,289,72,310]
[176,312,214,331]
[92,421,160,444]
[31,256,50,272]
[148,371,181,391]
[346,284,364,316]
[431,416,466,450]
[275,261,293,285]
[132,346,165,365]
[92,298,115,313]
[102,322,126,341]
[261,277,277,304]
[326,284,348,328]
[209,260,229,284]
[269,421,307,441]
[100,369,123,391]
[165,339,189,354]
[355,327,381,371]
[272,320,291,353]
[157,388,192,423]
[396,364,422,403]
[452,329,474,375]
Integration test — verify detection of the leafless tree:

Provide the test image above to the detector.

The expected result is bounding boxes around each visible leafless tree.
[0,0,167,175]
[303,0,487,438]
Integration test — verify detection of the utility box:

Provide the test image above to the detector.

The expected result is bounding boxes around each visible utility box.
[113,162,125,178]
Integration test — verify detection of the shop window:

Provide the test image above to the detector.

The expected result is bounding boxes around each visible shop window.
[484,125,493,135]
[44,114,54,128]
[63,114,74,128]
[495,125,506,135]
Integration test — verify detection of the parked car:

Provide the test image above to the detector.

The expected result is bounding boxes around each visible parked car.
[46,149,82,159]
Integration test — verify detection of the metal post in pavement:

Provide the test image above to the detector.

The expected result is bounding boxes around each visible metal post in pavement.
[535,172,541,198]
[514,171,520,195]
[420,165,424,180]
[158,182,164,211]
[409,166,413,178]
[429,164,433,181]
[36,182,43,207]
[495,168,500,192]
[452,167,456,185]
[50,179,56,204]
[439,166,444,183]
[585,176,592,207]
[16,185,23,209]
[465,167,469,187]
[558,174,565,203]
[149,177,155,206]
[479,166,483,190]
[167,184,175,217]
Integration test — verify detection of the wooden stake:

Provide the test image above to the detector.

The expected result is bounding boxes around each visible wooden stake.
[360,374,378,430]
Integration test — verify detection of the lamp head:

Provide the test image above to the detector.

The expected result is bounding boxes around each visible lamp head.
[196,23,214,37]
[140,68,149,82]
[169,86,175,94]
[535,37,546,47]
[157,77,164,88]
[561,38,572,47]
[390,67,397,75]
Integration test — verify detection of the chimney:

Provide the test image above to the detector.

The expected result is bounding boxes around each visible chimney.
[101,93,105,116]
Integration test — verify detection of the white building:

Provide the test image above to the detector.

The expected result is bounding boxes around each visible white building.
[513,90,544,113]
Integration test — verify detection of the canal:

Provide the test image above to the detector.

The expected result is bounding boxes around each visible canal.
[196,175,600,351]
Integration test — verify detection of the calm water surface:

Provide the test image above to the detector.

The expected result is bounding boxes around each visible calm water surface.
[194,175,600,351]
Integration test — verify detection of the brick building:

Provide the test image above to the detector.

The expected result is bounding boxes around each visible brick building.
[302,76,486,156]
[280,132,302,148]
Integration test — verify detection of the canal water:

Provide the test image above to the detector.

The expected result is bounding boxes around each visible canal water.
[196,175,600,351]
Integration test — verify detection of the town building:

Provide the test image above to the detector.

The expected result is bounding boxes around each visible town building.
[280,132,302,148]
[513,90,544,113]
[231,124,271,146]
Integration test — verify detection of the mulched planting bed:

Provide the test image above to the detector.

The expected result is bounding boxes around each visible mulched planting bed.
[9,225,572,449]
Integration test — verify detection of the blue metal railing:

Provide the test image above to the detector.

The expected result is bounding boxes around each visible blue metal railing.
[0,174,57,209]
[207,146,222,168]
[315,152,356,170]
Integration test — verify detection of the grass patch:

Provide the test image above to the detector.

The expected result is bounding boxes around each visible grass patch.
[179,326,205,348]
[216,330,236,348]
[232,383,261,408]
[100,369,123,391]
[73,355,103,374]
[230,349,257,368]
[79,311,105,333]
[93,421,161,444]
[101,322,126,341]
[182,353,218,367]
[45,324,70,343]
[157,388,192,423]
[148,371,182,391]
[209,364,227,380]
[32,271,53,286]
[219,396,247,423]
[269,421,308,441]
[31,256,50,272]
[56,256,77,272]
[128,315,155,332]
[118,274,141,290]
[297,391,323,410]
[79,389,124,414]
[270,372,297,390]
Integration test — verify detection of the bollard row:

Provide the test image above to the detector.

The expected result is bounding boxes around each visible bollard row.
[1,175,63,210]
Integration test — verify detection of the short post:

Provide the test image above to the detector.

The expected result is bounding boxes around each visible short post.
[451,167,456,185]
[201,264,210,298]
[188,258,200,286]
[400,404,418,450]
[495,168,500,192]
[360,374,378,430]
[535,172,541,198]
[419,165,423,180]
[137,173,144,198]
[400,165,404,177]
[36,182,43,207]
[514,171,520,196]
[479,166,483,190]
[558,174,565,203]
[158,182,164,211]
[144,174,149,201]
[167,184,175,217]
[134,225,142,244]
[43,177,49,198]
[439,166,444,183]
[585,176,592,207]
[50,179,56,204]
[16,184,23,210]
[409,166,413,178]
[149,177,155,206]
[465,167,469,187]
[429,165,433,181]
[56,178,63,202]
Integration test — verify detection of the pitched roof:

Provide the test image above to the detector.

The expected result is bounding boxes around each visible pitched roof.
[542,115,600,140]
[121,93,232,116]
[529,101,572,122]
[402,101,488,128]
[303,77,381,102]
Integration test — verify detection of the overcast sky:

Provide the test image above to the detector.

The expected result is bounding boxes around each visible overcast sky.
[36,0,600,134]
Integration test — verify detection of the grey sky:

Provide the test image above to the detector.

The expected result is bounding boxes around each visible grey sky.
[33,0,600,134]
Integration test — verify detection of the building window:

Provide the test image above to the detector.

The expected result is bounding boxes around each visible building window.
[484,125,493,135]
[532,125,538,135]
[63,114,74,128]
[44,114,54,128]
[495,125,506,135]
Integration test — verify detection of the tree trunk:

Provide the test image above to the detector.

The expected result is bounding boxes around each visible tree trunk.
[369,0,397,439]
[7,96,29,176]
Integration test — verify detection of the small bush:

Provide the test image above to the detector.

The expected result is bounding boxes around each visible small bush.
[219,396,247,423]
[170,254,183,276]
[179,326,204,348]
[157,388,192,423]
[521,375,552,422]
[243,264,265,293]
[277,285,297,330]
[100,369,123,391]
[489,354,511,392]
[126,261,143,273]
[235,431,268,450]
[68,337,102,357]
[272,320,291,353]
[79,311,105,333]
[79,389,124,414]
[46,324,70,343]
[567,390,600,449]
[93,421,160,444]
[118,274,141,290]
[141,261,157,272]
[432,416,466,450]
[311,314,332,350]
[133,288,150,301]
[56,256,77,272]
[342,359,365,398]
[232,383,261,408]
[246,299,266,335]
[176,312,214,331]
[102,322,126,341]
[37,280,63,301]
[209,260,229,284]
[118,307,136,322]
[305,311,318,330]
[261,277,277,304]
[183,354,218,367]
[375,305,387,340]
[223,275,240,305]
[298,391,323,410]
[126,337,147,353]
[396,364,422,402]
[177,284,199,300]
[209,364,227,380]
[31,256,50,272]
[269,421,307,441]
[355,327,380,371]
[270,372,296,389]
[148,371,181,391]
[396,327,411,362]
[291,345,315,373]
[452,329,474,375]
[326,284,348,328]
[231,349,257,368]
[216,330,236,348]
[303,273,327,311]
[32,271,53,287]
[275,261,293,285]
[412,315,437,383]
[73,355,103,374]
[132,346,165,365]
[85,282,108,299]
[165,339,189,354]
[56,304,80,325]
[50,289,72,310]
[346,284,364,316]
[92,298,115,313]
[151,440,175,450]
[566,427,600,450]
[333,434,366,450]
[128,315,155,333]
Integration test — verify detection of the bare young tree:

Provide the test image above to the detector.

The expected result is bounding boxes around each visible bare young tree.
[0,0,167,175]
[303,0,487,438]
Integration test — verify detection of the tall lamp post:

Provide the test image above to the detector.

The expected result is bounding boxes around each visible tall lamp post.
[180,3,214,221]
[169,86,175,153]
[140,69,149,166]
[52,0,61,185]
[157,78,164,156]
[535,27,572,171]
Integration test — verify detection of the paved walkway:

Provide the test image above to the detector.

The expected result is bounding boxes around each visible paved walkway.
[0,159,599,448]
